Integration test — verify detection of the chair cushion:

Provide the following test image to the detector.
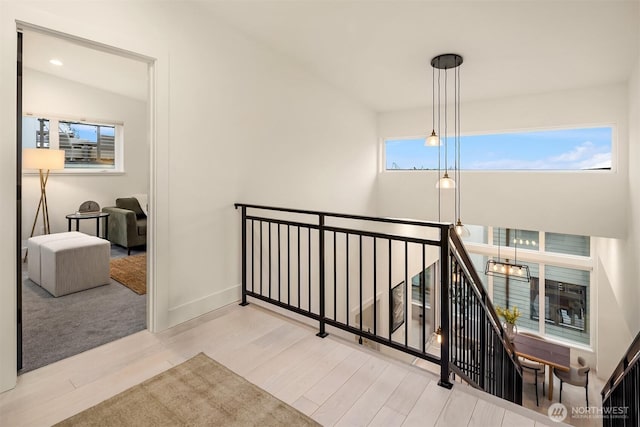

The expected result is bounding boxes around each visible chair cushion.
[116,197,146,219]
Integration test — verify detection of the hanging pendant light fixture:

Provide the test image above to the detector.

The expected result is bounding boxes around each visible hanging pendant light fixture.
[485,228,531,282]
[431,54,462,190]
[426,64,441,147]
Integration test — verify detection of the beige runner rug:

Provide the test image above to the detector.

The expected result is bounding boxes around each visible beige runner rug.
[110,254,146,295]
[55,352,320,426]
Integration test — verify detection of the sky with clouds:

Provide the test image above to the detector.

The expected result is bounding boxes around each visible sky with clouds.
[386,127,612,171]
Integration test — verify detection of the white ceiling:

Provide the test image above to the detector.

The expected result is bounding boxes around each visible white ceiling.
[19,2,640,112]
[202,0,640,112]
[22,30,148,102]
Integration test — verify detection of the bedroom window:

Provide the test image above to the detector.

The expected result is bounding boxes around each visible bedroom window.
[22,115,123,172]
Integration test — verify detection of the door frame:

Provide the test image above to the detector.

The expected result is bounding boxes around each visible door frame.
[15,23,157,370]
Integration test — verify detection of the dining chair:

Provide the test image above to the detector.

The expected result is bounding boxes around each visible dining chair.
[517,331,546,406]
[553,356,590,406]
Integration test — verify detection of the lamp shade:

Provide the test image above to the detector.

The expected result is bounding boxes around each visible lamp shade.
[23,148,65,170]
[436,172,456,189]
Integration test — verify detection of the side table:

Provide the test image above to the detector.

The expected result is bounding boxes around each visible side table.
[66,212,110,239]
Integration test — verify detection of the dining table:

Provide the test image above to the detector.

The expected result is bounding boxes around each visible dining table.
[512,333,571,400]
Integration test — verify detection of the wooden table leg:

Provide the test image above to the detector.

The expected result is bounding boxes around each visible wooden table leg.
[548,366,554,400]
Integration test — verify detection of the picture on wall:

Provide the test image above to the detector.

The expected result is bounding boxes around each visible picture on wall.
[390,281,405,333]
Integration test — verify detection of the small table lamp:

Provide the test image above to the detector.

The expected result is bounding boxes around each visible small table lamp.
[23,148,65,237]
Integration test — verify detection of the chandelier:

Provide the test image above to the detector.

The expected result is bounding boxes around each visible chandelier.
[428,53,469,237]
[484,228,531,283]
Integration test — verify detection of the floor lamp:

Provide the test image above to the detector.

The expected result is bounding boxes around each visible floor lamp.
[23,148,65,256]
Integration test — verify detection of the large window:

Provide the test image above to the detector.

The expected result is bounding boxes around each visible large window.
[385,126,613,171]
[22,115,122,171]
[463,227,592,346]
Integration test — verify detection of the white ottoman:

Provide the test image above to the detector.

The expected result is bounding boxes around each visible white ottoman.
[27,232,86,285]
[40,236,111,297]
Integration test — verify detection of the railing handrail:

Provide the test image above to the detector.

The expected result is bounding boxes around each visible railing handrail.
[601,328,640,401]
[236,203,523,404]
[448,230,519,357]
[235,203,450,230]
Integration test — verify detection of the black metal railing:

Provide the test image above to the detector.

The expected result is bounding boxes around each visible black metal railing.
[601,330,640,426]
[235,203,522,403]
[449,231,523,404]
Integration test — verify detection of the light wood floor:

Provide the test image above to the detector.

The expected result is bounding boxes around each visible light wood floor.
[0,302,560,426]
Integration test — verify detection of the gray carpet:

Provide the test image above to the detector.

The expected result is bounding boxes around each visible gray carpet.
[20,246,147,374]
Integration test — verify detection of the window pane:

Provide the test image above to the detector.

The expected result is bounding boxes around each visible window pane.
[492,262,539,332]
[463,224,488,244]
[544,266,589,345]
[59,121,115,169]
[385,138,438,170]
[545,232,590,257]
[493,227,539,250]
[384,127,613,171]
[22,116,50,149]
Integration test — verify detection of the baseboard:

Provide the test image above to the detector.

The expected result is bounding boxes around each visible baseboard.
[167,284,241,328]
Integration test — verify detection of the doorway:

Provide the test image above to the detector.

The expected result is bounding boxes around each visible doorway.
[16,25,153,373]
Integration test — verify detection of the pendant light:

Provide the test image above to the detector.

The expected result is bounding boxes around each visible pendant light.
[426,64,440,147]
[485,228,531,282]
[432,54,462,190]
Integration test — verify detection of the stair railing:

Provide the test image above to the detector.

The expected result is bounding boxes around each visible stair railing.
[235,203,522,404]
[601,330,640,426]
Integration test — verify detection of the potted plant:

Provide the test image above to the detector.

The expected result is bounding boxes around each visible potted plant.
[495,305,520,341]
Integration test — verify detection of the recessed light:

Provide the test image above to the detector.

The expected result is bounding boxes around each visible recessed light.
[49,58,63,66]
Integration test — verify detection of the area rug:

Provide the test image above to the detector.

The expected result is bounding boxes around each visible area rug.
[54,352,320,427]
[110,254,146,295]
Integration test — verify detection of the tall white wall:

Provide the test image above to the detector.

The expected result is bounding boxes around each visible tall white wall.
[378,84,628,239]
[21,69,149,238]
[0,1,377,392]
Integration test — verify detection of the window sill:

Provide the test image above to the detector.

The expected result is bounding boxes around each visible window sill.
[23,170,125,176]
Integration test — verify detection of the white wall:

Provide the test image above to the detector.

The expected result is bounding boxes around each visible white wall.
[0,1,377,392]
[21,69,149,238]
[377,84,628,239]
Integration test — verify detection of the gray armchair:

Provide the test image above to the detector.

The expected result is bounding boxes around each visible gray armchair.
[102,197,147,254]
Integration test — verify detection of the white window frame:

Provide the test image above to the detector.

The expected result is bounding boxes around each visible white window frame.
[382,123,617,173]
[23,112,125,175]
[464,226,595,351]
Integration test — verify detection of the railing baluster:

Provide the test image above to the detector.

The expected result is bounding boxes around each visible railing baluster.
[297,226,301,309]
[308,227,311,312]
[318,214,328,337]
[260,220,263,296]
[240,206,248,306]
[287,225,291,305]
[373,238,377,337]
[235,204,522,405]
[359,235,363,335]
[388,238,392,342]
[277,224,281,303]
[346,233,350,327]
[268,222,272,299]
[404,240,408,348]
[251,220,255,294]
[333,232,337,321]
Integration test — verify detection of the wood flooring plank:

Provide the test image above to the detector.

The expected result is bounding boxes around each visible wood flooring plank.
[291,396,320,416]
[502,409,536,427]
[274,343,354,404]
[312,355,388,426]
[369,406,406,427]
[335,362,409,427]
[303,349,370,406]
[435,387,478,427]
[245,335,330,389]
[384,368,431,415]
[402,380,450,427]
[469,398,505,427]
